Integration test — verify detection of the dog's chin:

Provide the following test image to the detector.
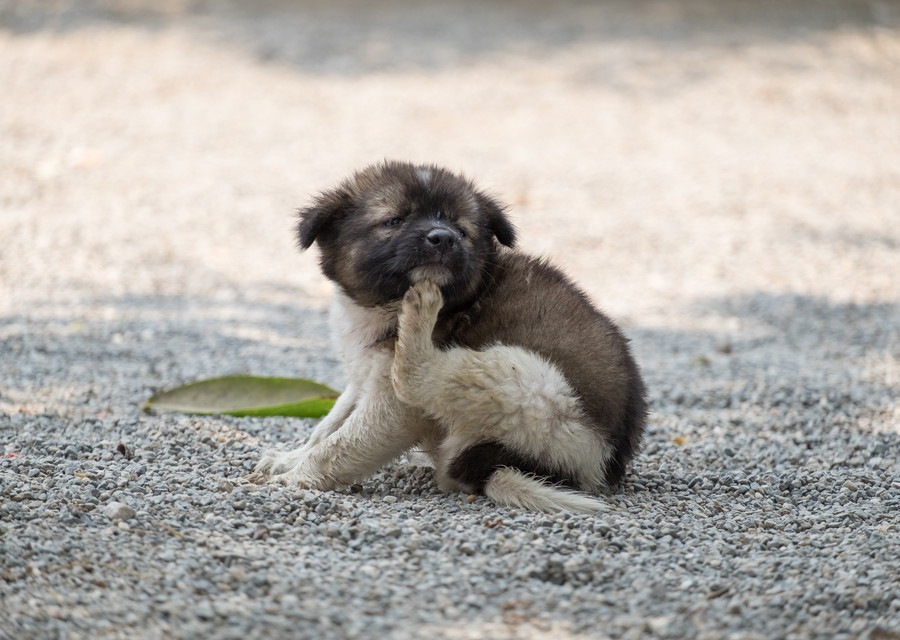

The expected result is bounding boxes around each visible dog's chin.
[409,264,454,287]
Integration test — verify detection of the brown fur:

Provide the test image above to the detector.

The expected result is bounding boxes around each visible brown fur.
[297,160,646,486]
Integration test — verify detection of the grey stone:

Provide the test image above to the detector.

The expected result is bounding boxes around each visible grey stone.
[102,502,136,521]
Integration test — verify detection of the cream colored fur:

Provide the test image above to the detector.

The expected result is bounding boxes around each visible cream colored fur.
[484,468,606,514]
[253,282,611,513]
[392,280,611,510]
[253,291,436,488]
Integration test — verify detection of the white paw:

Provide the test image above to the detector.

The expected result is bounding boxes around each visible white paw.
[254,447,303,476]
[250,448,329,489]
[270,466,322,490]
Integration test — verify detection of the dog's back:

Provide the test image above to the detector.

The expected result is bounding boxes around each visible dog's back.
[446,250,647,485]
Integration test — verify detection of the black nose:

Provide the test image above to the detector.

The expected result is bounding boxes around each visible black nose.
[425,228,455,249]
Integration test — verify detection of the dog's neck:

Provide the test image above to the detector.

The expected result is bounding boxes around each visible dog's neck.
[331,290,400,350]
[330,265,501,351]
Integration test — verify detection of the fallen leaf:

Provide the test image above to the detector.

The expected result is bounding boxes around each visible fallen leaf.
[145,375,339,418]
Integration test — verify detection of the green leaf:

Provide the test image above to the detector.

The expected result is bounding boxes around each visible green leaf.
[145,375,339,418]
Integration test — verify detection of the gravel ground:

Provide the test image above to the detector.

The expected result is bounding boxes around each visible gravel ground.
[2,1,899,638]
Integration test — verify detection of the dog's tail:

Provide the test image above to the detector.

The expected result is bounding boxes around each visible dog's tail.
[483,467,605,514]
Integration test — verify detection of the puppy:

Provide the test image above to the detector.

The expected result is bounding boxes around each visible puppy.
[253,161,647,512]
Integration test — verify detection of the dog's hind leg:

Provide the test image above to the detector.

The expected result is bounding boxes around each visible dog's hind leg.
[390,279,446,397]
[392,280,611,512]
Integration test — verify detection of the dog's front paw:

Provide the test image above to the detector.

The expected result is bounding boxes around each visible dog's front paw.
[270,466,323,490]
[252,448,299,477]
[249,448,329,489]
[402,279,443,321]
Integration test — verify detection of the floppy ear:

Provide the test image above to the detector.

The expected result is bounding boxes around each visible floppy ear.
[296,188,354,249]
[476,191,517,248]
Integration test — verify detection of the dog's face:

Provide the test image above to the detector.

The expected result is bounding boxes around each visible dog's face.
[297,161,516,308]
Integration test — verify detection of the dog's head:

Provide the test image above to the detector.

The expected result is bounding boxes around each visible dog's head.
[297,161,516,308]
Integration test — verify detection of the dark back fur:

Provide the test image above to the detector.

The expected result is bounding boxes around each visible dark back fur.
[298,161,646,484]
[443,251,647,485]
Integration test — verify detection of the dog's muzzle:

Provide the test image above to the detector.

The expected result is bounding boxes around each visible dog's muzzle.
[411,226,461,285]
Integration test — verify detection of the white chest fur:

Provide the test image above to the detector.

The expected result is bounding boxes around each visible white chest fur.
[329,291,399,382]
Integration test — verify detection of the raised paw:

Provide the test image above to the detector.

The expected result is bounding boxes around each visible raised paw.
[402,279,444,323]
[394,281,444,407]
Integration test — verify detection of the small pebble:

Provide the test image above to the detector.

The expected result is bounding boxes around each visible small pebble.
[102,502,136,521]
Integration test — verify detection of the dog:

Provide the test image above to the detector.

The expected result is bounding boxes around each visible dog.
[253,161,647,512]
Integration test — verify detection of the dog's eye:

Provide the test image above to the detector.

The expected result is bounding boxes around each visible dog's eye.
[383,217,404,227]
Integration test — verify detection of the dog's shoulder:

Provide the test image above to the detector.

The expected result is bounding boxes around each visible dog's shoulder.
[452,248,643,401]
[452,250,618,347]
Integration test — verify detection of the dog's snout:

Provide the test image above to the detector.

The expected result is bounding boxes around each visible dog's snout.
[425,228,455,249]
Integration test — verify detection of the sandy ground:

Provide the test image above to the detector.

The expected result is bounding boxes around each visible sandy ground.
[1,1,899,638]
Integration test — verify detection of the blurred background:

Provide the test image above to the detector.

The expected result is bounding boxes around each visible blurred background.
[1,0,898,414]
[2,5,898,636]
